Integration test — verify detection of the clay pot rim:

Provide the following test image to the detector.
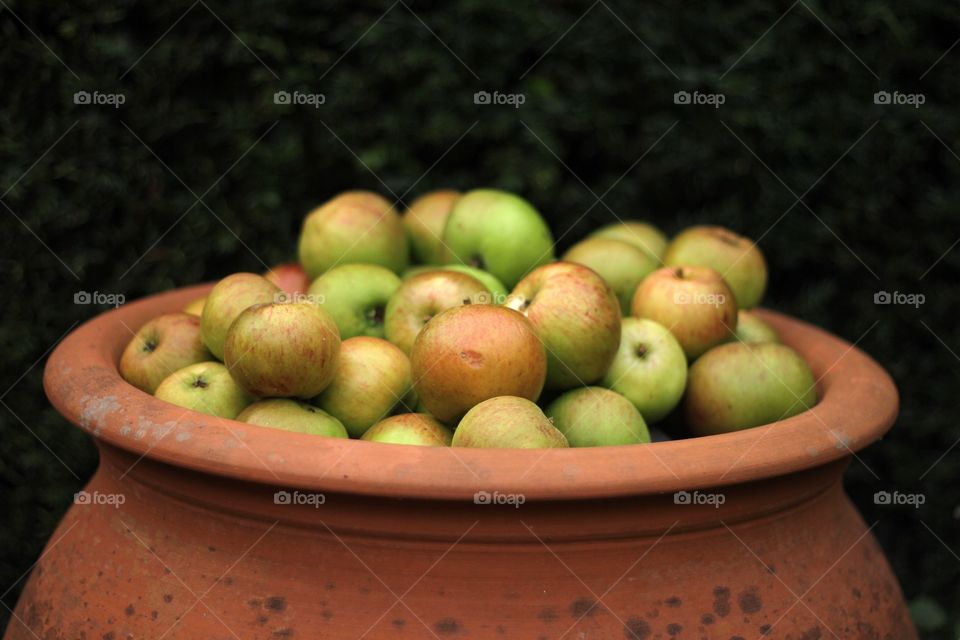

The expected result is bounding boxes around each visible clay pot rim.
[44,283,898,501]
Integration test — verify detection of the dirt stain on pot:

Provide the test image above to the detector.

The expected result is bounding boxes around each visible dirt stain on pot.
[434,617,462,635]
[738,587,762,614]
[666,623,682,636]
[664,596,681,608]
[712,586,731,617]
[537,608,558,622]
[265,596,287,612]
[124,604,135,616]
[623,616,650,639]
[392,619,405,629]
[569,597,600,618]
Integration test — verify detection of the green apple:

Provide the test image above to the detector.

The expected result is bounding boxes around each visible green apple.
[506,262,621,390]
[685,342,817,435]
[264,262,311,296]
[307,263,402,339]
[631,265,737,360]
[298,191,409,278]
[411,304,547,423]
[236,399,348,438]
[441,189,555,288]
[385,270,490,353]
[314,337,412,438]
[601,318,687,423]
[562,237,659,313]
[590,220,668,262]
[200,273,281,360]
[664,225,767,309]
[452,396,568,448]
[183,296,206,316]
[545,386,650,447]
[224,302,341,398]
[154,361,253,419]
[403,190,460,265]
[120,312,212,393]
[732,309,781,344]
[361,413,453,446]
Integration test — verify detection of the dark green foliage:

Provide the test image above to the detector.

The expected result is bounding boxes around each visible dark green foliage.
[1,0,958,635]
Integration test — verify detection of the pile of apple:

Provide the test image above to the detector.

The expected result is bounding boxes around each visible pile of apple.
[119,188,817,449]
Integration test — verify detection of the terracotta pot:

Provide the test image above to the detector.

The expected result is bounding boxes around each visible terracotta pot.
[6,284,916,640]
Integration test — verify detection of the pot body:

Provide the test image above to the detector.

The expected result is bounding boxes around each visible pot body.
[6,443,915,639]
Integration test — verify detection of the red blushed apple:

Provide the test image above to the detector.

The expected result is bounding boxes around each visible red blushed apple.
[200,273,281,360]
[264,262,311,297]
[664,225,768,309]
[120,312,212,393]
[224,302,341,398]
[631,265,737,360]
[506,262,621,390]
[297,191,409,278]
[410,304,547,423]
[384,270,490,354]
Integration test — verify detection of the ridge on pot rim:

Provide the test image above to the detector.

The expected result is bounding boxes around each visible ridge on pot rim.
[44,283,898,501]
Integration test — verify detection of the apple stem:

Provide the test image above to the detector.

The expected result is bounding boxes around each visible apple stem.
[367,305,385,326]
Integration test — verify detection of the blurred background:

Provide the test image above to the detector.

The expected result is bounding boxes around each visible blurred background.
[1,0,958,635]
